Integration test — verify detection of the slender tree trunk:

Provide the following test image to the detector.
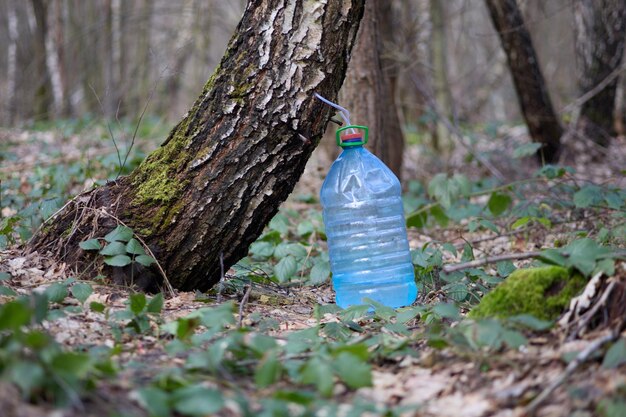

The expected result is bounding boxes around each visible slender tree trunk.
[30,0,366,293]
[103,0,115,117]
[485,0,563,162]
[53,0,70,117]
[339,0,404,179]
[430,0,453,155]
[31,0,54,121]
[6,2,19,125]
[574,0,626,146]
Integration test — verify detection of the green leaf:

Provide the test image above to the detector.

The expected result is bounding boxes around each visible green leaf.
[79,238,101,251]
[488,192,512,216]
[563,238,612,276]
[0,286,16,296]
[363,297,396,322]
[104,254,132,267]
[135,255,156,267]
[573,185,603,208]
[274,243,308,259]
[297,220,315,237]
[147,293,164,314]
[269,213,290,235]
[50,352,93,377]
[0,272,10,281]
[104,225,134,243]
[249,241,275,258]
[126,238,146,256]
[45,282,68,303]
[496,260,516,277]
[255,351,282,388]
[442,282,469,302]
[508,314,553,331]
[171,385,224,416]
[71,283,93,304]
[40,198,62,220]
[300,356,334,397]
[0,300,32,330]
[333,352,372,389]
[8,362,44,395]
[513,142,542,158]
[129,293,147,315]
[602,338,626,369]
[501,329,528,349]
[597,397,626,417]
[100,241,127,256]
[135,387,171,417]
[406,211,427,229]
[511,216,531,229]
[275,256,297,282]
[432,303,460,320]
[479,219,499,233]
[90,302,106,313]
[339,304,371,322]
[430,205,449,227]
[310,261,331,284]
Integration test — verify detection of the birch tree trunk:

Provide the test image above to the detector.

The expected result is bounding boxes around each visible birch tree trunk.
[574,0,626,147]
[339,0,404,179]
[29,0,365,292]
[485,0,563,163]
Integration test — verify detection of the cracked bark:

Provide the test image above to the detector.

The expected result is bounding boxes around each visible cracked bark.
[485,0,563,163]
[29,0,366,292]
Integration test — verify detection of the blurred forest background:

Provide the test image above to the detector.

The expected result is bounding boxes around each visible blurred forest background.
[2,0,624,161]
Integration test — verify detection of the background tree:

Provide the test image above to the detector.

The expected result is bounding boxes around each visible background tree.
[574,0,626,147]
[31,0,54,121]
[29,0,366,292]
[338,0,405,179]
[484,0,563,163]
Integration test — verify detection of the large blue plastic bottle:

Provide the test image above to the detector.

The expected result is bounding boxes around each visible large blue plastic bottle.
[320,125,417,309]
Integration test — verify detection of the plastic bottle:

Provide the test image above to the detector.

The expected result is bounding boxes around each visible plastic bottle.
[320,125,417,308]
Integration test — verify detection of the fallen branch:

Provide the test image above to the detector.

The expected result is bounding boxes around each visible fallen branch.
[567,279,617,341]
[524,331,619,415]
[442,251,541,273]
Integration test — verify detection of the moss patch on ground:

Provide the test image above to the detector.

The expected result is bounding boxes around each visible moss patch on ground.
[469,266,587,320]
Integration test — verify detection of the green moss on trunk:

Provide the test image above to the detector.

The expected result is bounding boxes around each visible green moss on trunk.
[469,266,587,320]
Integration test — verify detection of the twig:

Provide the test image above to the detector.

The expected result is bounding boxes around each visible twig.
[88,84,122,171]
[442,251,541,273]
[525,331,619,415]
[561,62,626,115]
[567,279,617,341]
[217,252,225,303]
[237,283,252,328]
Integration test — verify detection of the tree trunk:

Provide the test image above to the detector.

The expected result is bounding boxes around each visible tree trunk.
[484,0,563,163]
[574,0,626,147]
[338,0,404,180]
[31,0,54,121]
[53,0,71,117]
[29,0,365,293]
[430,0,453,155]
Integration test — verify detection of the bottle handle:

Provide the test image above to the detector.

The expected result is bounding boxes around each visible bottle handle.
[336,125,369,147]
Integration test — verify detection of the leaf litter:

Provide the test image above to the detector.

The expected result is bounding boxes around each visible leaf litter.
[1,126,626,416]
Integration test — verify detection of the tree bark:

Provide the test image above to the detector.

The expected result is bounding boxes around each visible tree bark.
[29,0,365,293]
[31,0,54,121]
[338,0,404,180]
[574,0,626,147]
[484,0,563,163]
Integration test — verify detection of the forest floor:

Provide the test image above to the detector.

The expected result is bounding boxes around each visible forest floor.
[1,123,626,417]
